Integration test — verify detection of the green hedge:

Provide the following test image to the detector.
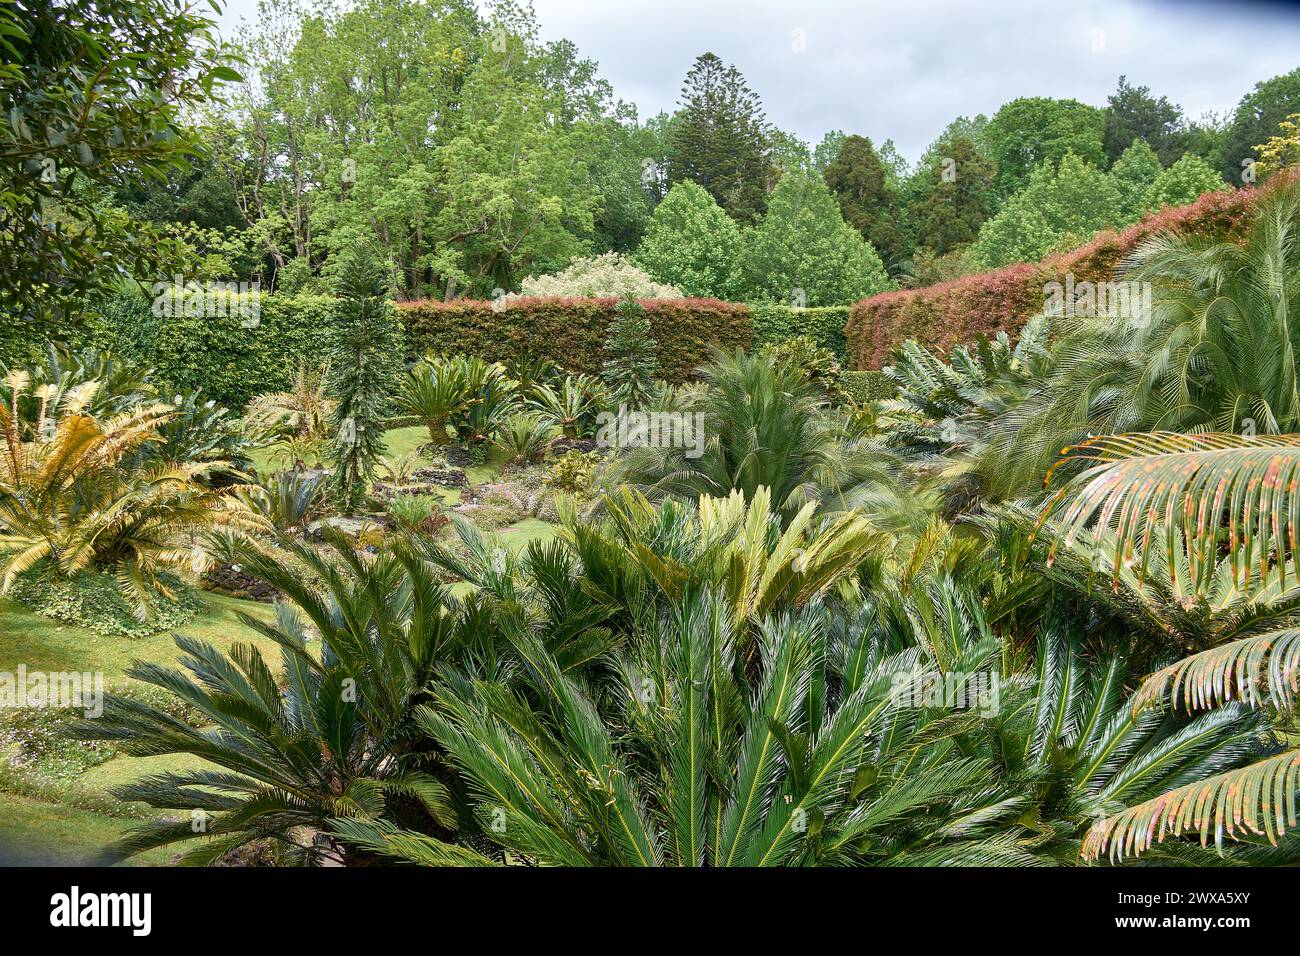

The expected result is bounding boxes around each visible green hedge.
[19,289,401,409]
[399,296,752,382]
[749,304,850,362]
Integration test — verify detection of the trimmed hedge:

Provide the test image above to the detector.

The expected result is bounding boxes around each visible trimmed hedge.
[845,184,1265,370]
[18,290,393,409]
[749,304,850,362]
[399,296,752,382]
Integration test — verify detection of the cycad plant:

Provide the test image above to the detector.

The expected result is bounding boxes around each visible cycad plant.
[529,373,606,439]
[74,531,473,865]
[614,349,904,526]
[399,356,470,445]
[493,411,554,466]
[1036,432,1300,860]
[0,380,245,611]
[331,594,1032,866]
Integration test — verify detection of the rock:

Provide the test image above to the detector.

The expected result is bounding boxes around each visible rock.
[203,563,279,602]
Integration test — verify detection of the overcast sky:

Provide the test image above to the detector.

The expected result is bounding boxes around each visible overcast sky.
[217,0,1300,163]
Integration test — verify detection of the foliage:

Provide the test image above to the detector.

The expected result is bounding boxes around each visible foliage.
[0,384,250,613]
[398,356,471,445]
[758,335,846,402]
[9,569,203,637]
[666,52,772,225]
[516,253,681,300]
[0,0,238,337]
[1256,112,1300,178]
[544,450,597,496]
[824,135,909,272]
[328,246,398,512]
[612,350,905,525]
[1109,139,1164,222]
[398,297,751,383]
[1221,65,1300,182]
[907,136,996,257]
[1102,75,1188,166]
[529,373,607,439]
[234,470,327,534]
[601,297,659,409]
[743,169,892,307]
[846,180,1260,370]
[633,180,746,299]
[493,411,555,466]
[1143,152,1227,210]
[971,152,1122,269]
[73,532,472,865]
[244,359,335,441]
[748,304,849,362]
[984,97,1106,199]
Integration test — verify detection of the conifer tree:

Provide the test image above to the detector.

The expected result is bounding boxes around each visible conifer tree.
[602,296,659,410]
[329,244,398,513]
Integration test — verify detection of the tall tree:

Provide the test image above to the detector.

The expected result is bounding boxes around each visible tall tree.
[0,0,238,338]
[985,97,1106,199]
[1108,138,1164,222]
[971,152,1121,269]
[743,169,891,306]
[634,180,745,299]
[666,52,773,224]
[908,136,996,256]
[1221,66,1300,183]
[1102,76,1187,166]
[823,135,909,272]
[1144,153,1226,210]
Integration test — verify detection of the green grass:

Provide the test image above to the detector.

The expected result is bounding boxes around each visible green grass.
[0,791,197,866]
[0,590,281,865]
[0,590,277,684]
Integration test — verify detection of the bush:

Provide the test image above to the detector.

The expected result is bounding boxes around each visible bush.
[748,304,850,362]
[49,287,402,410]
[840,370,897,403]
[514,252,682,300]
[544,450,597,496]
[9,570,205,638]
[399,297,751,383]
[0,705,116,780]
[846,181,1263,369]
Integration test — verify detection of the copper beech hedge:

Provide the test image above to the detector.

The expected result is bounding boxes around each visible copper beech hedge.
[398,296,752,382]
[845,183,1268,370]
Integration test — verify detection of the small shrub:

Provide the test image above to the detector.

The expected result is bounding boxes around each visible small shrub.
[0,705,115,780]
[544,450,597,496]
[10,570,205,638]
[513,252,682,300]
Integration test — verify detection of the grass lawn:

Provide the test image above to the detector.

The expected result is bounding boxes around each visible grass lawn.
[0,591,279,866]
[0,792,198,866]
[0,590,278,684]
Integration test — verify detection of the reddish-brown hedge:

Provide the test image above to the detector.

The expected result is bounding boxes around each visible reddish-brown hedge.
[845,185,1266,370]
[398,296,752,382]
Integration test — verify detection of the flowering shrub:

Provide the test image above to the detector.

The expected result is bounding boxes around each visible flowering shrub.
[512,253,683,300]
[846,182,1265,369]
